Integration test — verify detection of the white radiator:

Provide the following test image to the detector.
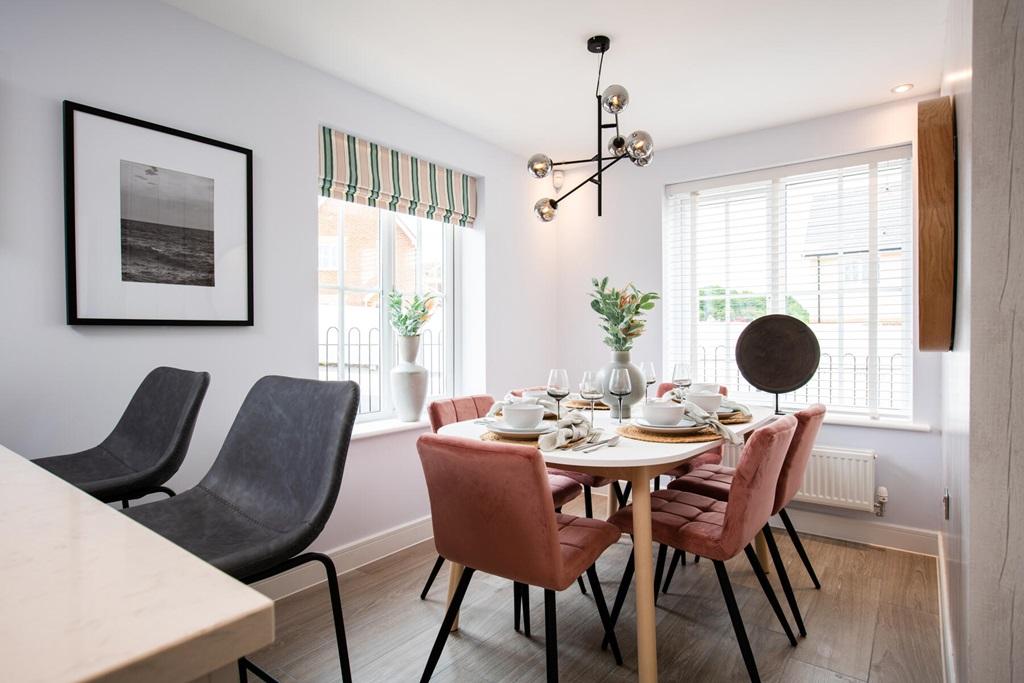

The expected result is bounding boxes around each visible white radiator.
[720,444,877,512]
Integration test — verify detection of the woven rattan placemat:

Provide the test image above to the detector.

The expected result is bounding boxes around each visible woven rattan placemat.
[564,400,610,410]
[481,431,540,446]
[616,425,721,444]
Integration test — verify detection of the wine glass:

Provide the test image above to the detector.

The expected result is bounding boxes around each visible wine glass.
[546,369,570,419]
[671,363,692,398]
[640,362,657,404]
[579,371,604,425]
[608,368,632,424]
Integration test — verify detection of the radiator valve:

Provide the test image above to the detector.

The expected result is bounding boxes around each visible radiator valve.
[874,486,889,517]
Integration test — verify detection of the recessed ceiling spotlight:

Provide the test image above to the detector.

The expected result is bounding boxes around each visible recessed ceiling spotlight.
[891,83,914,94]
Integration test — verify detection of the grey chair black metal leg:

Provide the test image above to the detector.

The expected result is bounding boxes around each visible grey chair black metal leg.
[778,508,821,589]
[121,485,176,509]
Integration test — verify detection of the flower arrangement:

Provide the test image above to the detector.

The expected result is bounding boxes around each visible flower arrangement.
[589,277,659,351]
[387,291,438,336]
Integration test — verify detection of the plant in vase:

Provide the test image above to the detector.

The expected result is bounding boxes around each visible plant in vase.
[387,291,438,421]
[589,277,659,419]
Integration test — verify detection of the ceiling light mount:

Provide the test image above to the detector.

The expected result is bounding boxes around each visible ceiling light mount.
[891,83,914,94]
[528,35,653,221]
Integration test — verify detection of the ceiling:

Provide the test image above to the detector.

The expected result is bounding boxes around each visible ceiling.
[163,0,948,159]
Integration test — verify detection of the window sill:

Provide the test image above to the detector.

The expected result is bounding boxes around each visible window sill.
[351,417,431,441]
[821,414,932,433]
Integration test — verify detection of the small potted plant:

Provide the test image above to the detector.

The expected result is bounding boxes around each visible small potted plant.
[589,277,659,418]
[387,291,438,421]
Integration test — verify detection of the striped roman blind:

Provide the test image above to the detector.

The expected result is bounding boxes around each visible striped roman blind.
[318,126,478,227]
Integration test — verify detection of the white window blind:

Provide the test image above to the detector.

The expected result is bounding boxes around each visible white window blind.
[663,146,914,419]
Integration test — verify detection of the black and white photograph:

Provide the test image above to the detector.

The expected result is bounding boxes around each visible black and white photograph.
[64,100,252,325]
[120,161,215,287]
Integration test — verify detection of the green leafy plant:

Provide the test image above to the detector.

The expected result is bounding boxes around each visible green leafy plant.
[387,291,438,336]
[698,285,811,323]
[589,277,660,351]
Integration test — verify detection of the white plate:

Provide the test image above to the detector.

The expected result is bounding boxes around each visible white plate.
[487,421,557,438]
[631,418,706,435]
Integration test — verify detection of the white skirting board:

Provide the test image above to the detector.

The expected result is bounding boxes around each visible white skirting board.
[937,533,956,683]
[774,507,938,556]
[253,516,435,601]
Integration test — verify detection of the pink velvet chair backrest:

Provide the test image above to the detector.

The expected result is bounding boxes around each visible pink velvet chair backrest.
[416,433,562,586]
[719,415,797,556]
[655,382,728,398]
[427,395,495,433]
[772,404,826,514]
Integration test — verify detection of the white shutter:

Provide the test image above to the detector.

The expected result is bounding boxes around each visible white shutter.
[662,146,914,419]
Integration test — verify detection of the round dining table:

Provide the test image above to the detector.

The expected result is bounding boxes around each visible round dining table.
[437,406,776,682]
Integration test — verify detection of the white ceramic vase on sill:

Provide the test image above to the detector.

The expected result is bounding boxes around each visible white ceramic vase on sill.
[391,335,428,422]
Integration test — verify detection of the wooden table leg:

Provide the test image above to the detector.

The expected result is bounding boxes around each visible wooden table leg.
[755,531,771,573]
[630,471,658,682]
[446,562,464,632]
[606,483,620,518]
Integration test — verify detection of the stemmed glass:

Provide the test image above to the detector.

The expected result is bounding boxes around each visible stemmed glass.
[579,371,604,425]
[641,362,657,404]
[608,368,632,424]
[546,369,570,419]
[671,363,692,397]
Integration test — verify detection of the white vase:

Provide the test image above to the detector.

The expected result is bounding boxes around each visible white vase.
[391,335,428,422]
[598,350,646,419]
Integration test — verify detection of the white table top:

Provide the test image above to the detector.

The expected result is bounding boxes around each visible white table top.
[437,406,776,469]
[0,444,275,683]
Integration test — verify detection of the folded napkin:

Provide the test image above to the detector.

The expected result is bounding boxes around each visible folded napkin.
[683,401,744,445]
[487,393,558,418]
[538,411,595,451]
[662,389,752,417]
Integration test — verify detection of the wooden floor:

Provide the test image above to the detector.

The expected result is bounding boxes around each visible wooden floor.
[250,497,942,682]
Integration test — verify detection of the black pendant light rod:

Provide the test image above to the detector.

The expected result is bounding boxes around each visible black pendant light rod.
[552,154,627,208]
[551,155,620,167]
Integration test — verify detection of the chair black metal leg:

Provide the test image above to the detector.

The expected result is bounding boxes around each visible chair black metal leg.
[238,657,276,682]
[121,499,129,509]
[603,551,635,649]
[663,548,684,594]
[420,567,475,683]
[743,545,797,646]
[713,559,761,683]
[544,588,558,683]
[577,574,588,595]
[522,583,531,637]
[762,524,806,637]
[620,482,632,505]
[243,553,352,683]
[421,555,445,600]
[653,543,668,605]
[585,564,622,665]
[514,582,523,632]
[779,508,821,589]
[153,486,176,498]
[653,476,661,491]
[584,485,593,518]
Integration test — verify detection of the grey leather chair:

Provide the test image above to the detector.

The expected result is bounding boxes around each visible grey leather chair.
[34,366,209,507]
[125,376,359,683]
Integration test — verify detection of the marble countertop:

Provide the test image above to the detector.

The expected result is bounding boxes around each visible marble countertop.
[0,444,275,682]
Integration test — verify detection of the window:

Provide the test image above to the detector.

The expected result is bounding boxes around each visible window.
[663,146,913,419]
[318,196,455,418]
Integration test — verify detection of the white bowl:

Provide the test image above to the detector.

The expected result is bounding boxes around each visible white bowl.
[689,392,723,413]
[642,401,687,427]
[690,383,719,394]
[503,403,544,429]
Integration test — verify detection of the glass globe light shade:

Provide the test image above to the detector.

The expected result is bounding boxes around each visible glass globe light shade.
[527,153,552,179]
[601,84,630,114]
[633,152,653,167]
[608,135,627,157]
[534,197,558,222]
[626,130,654,160]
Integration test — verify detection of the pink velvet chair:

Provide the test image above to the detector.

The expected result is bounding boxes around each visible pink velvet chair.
[419,396,584,600]
[416,434,622,681]
[664,404,827,635]
[605,416,799,683]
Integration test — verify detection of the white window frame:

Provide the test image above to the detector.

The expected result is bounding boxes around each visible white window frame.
[662,145,914,420]
[319,199,458,422]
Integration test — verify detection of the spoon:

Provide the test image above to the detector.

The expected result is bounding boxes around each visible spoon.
[582,435,620,453]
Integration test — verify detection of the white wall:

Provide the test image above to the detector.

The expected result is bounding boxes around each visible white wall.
[0,0,558,552]
[552,99,944,532]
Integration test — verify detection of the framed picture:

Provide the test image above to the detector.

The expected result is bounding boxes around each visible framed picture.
[63,101,253,325]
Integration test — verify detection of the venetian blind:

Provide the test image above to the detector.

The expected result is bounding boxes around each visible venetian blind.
[663,146,914,419]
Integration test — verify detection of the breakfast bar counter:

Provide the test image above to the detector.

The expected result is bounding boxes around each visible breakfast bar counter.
[0,444,275,683]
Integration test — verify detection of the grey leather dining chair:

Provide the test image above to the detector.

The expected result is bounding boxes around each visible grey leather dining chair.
[124,376,359,683]
[34,366,209,508]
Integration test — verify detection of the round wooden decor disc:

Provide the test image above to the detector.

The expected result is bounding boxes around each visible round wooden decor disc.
[735,315,820,394]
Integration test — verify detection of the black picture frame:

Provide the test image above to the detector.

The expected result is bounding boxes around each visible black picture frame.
[63,100,254,325]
